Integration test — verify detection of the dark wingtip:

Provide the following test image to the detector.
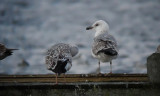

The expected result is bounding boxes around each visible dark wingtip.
[9,49,19,51]
[98,48,118,56]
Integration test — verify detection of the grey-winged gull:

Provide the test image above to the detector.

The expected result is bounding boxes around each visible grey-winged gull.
[86,20,118,74]
[45,43,78,84]
[0,43,18,60]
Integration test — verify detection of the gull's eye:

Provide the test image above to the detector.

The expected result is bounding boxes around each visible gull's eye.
[95,23,99,26]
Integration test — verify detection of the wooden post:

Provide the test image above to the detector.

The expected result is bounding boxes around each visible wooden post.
[147,53,160,84]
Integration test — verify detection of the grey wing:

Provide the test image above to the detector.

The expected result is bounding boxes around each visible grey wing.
[92,35,118,55]
[97,34,117,45]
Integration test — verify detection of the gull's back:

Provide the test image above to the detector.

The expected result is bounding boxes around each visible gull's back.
[45,43,72,74]
[92,34,118,62]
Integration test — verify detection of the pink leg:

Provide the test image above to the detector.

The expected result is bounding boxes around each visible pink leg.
[109,61,112,74]
[63,73,66,83]
[98,61,101,74]
[55,73,58,84]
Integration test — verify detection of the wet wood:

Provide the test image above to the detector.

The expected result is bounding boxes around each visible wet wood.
[147,53,160,84]
[0,74,148,83]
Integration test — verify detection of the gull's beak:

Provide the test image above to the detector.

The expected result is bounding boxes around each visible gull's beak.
[86,26,93,30]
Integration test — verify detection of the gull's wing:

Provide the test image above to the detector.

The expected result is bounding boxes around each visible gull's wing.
[92,34,118,56]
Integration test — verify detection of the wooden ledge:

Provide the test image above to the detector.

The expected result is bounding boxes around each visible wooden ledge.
[0,74,148,83]
[0,74,151,89]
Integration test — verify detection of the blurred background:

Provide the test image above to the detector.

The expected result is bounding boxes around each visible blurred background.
[0,0,160,74]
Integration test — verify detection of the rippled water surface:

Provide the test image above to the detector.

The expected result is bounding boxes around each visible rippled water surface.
[0,0,160,74]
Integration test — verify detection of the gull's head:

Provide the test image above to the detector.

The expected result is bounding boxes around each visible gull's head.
[86,20,109,34]
[70,44,79,57]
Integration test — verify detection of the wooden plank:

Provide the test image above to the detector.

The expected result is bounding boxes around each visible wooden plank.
[0,82,151,89]
[0,74,148,83]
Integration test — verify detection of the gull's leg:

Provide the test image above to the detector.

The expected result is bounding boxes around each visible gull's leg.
[63,73,66,83]
[98,61,101,74]
[109,61,112,74]
[55,73,58,84]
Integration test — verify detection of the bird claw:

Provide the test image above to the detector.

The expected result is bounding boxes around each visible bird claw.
[97,72,103,76]
[104,72,112,76]
[108,72,112,74]
[107,72,112,75]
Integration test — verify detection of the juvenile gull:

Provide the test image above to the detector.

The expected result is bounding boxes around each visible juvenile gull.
[0,43,18,60]
[45,43,78,84]
[86,20,118,74]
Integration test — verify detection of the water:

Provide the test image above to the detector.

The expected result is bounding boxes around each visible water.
[0,0,160,74]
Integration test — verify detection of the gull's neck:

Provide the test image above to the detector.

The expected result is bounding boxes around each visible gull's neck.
[95,30,109,37]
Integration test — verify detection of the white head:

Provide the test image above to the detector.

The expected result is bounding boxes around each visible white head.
[86,20,109,37]
[70,45,79,57]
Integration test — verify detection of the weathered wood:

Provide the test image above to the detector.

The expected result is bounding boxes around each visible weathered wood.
[0,82,150,89]
[0,74,148,83]
[147,53,160,84]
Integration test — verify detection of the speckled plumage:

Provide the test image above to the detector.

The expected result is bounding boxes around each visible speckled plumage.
[0,43,18,60]
[45,43,78,75]
[92,34,118,62]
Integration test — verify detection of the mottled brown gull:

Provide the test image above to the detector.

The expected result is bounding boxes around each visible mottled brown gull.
[0,43,18,60]
[45,43,78,84]
[86,20,118,74]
